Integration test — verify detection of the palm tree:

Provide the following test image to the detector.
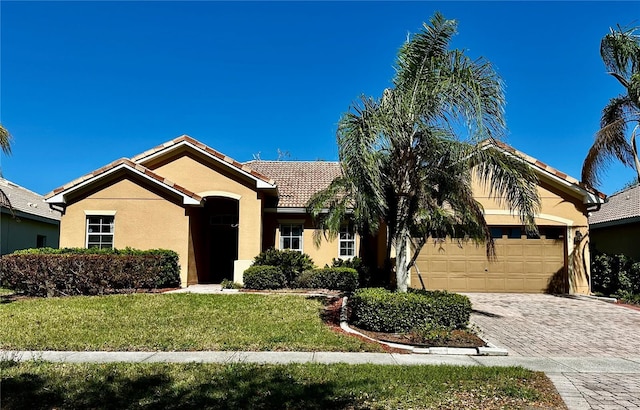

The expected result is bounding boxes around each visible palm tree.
[0,123,14,213]
[308,13,540,292]
[582,24,640,188]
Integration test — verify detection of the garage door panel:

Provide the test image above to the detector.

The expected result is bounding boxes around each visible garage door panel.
[414,229,566,293]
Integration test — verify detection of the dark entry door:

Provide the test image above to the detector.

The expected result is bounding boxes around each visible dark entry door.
[205,198,239,283]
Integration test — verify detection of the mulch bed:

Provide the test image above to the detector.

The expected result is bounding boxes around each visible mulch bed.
[321,296,486,350]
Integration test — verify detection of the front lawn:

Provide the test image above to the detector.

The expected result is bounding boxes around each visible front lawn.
[0,294,381,352]
[1,361,566,409]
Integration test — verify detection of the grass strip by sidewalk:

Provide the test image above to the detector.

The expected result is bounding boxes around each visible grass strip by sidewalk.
[0,293,381,352]
[1,361,566,410]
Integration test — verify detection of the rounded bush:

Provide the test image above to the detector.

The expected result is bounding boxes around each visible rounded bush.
[242,265,286,290]
[349,287,471,332]
[252,248,314,287]
[296,267,359,291]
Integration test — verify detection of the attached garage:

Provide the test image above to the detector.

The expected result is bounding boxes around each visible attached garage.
[408,141,605,295]
[412,226,567,293]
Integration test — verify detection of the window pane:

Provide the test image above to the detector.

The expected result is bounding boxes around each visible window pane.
[507,228,522,239]
[102,236,113,244]
[282,226,291,236]
[283,238,291,249]
[292,226,302,236]
[291,238,300,249]
[490,228,503,239]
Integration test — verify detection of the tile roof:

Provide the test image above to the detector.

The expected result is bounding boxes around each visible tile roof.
[486,140,606,202]
[589,183,640,226]
[45,158,203,204]
[0,178,61,221]
[132,135,276,187]
[245,160,342,207]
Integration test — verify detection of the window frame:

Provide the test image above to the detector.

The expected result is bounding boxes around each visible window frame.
[86,215,115,249]
[279,223,304,252]
[338,224,356,259]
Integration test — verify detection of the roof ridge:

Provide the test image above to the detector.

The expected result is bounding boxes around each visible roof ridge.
[131,135,276,186]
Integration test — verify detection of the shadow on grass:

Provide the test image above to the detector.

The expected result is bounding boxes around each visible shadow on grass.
[1,363,363,410]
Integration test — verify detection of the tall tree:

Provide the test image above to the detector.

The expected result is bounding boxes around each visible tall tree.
[0,124,14,213]
[582,24,640,188]
[308,13,540,292]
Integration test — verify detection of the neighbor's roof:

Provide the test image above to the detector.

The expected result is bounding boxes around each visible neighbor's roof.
[245,160,342,208]
[589,183,640,227]
[487,140,606,204]
[0,178,61,221]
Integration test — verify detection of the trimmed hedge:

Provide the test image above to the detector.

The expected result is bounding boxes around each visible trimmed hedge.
[0,248,180,297]
[242,265,286,290]
[252,248,315,287]
[296,268,359,291]
[349,287,471,332]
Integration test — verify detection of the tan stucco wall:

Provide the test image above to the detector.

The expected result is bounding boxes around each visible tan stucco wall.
[58,175,191,285]
[409,175,593,294]
[261,213,359,269]
[145,150,263,266]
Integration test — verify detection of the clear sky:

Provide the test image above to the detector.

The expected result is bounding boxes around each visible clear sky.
[1,1,637,196]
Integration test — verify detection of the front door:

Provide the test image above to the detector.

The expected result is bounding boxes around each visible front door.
[205,198,239,283]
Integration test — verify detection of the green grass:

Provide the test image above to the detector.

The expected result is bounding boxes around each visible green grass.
[0,294,381,352]
[1,361,564,409]
[0,287,15,296]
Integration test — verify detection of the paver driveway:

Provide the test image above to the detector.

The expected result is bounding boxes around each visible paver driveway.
[466,293,640,357]
[466,293,640,409]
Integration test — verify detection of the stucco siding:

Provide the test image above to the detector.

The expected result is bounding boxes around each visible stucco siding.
[411,174,592,294]
[145,150,263,262]
[0,213,60,254]
[591,222,640,260]
[59,176,191,285]
[263,213,359,268]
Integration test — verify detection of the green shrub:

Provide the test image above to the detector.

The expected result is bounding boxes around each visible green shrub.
[295,267,359,291]
[349,287,471,332]
[0,249,180,297]
[329,257,374,287]
[591,252,640,296]
[242,265,286,290]
[220,279,243,290]
[252,248,314,287]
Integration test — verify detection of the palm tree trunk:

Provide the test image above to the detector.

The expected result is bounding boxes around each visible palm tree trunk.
[394,226,410,292]
[631,124,640,184]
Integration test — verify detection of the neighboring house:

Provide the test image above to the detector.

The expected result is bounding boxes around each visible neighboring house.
[0,178,61,255]
[589,183,640,260]
[45,135,604,294]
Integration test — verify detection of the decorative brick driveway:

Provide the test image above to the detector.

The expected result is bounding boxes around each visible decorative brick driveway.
[466,293,640,409]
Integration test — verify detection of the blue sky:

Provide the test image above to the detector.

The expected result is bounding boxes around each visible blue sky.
[1,1,637,196]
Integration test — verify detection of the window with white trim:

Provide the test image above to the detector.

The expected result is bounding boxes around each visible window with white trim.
[280,224,303,251]
[86,216,115,249]
[339,224,356,258]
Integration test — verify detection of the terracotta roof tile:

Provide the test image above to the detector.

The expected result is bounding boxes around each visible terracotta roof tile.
[589,184,640,226]
[130,135,275,186]
[488,140,606,200]
[245,160,342,208]
[0,178,61,221]
[44,158,202,203]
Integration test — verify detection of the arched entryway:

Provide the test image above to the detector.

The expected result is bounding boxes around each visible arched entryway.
[193,196,239,283]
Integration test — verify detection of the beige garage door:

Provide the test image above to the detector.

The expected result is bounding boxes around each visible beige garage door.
[412,226,567,293]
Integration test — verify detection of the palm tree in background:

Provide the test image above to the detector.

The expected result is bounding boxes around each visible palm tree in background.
[582,24,640,188]
[0,123,14,213]
[308,13,540,292]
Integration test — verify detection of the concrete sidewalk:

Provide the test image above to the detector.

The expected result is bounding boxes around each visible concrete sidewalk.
[5,350,640,409]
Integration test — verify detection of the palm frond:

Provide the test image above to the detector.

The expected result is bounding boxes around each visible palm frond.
[471,145,540,233]
[582,95,637,187]
[601,25,640,80]
[0,124,12,155]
